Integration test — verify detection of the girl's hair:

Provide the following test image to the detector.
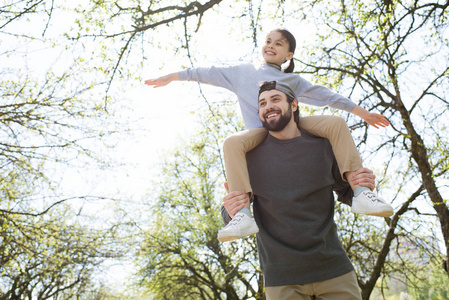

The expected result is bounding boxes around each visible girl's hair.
[272,28,296,73]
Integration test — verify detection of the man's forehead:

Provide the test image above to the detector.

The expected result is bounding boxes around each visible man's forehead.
[258,89,284,101]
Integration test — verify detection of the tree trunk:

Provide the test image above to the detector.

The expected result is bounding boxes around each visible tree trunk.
[399,106,449,277]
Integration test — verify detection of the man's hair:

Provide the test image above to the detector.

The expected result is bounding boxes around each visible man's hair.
[259,81,300,127]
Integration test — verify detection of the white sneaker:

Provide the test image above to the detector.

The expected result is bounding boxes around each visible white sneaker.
[217,211,259,242]
[351,190,394,217]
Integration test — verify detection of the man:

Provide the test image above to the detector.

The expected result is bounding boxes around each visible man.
[220,81,374,299]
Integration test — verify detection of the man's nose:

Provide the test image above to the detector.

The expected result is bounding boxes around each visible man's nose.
[266,102,275,111]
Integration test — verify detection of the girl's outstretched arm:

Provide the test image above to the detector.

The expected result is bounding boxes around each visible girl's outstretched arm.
[144,72,179,88]
[350,105,390,129]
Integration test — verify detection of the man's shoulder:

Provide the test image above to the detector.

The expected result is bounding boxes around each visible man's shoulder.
[248,129,331,153]
[300,128,325,139]
[300,128,332,146]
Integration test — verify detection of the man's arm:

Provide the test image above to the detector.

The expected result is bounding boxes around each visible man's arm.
[220,182,251,225]
[332,157,376,206]
[220,205,232,225]
[333,180,354,206]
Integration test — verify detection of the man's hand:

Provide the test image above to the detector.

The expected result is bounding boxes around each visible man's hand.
[363,112,390,129]
[351,168,376,191]
[222,182,250,218]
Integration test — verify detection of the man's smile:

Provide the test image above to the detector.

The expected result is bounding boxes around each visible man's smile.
[265,110,281,120]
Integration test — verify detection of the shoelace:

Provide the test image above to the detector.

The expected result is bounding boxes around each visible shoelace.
[363,191,384,203]
[226,213,244,227]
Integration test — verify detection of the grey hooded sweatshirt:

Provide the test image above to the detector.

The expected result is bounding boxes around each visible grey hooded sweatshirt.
[178,62,356,129]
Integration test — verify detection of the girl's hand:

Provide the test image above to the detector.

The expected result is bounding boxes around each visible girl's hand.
[363,112,390,129]
[351,106,390,129]
[144,76,171,88]
[144,73,179,88]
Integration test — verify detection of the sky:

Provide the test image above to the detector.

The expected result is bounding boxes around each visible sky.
[3,0,447,292]
[103,6,319,198]
[102,3,447,267]
[78,9,321,288]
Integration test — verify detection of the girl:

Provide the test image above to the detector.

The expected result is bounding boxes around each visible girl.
[145,28,393,242]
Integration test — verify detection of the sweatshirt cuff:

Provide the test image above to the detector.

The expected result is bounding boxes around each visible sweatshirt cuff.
[220,205,232,225]
[177,69,189,81]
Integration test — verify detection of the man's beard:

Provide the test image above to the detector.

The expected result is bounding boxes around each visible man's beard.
[261,106,292,132]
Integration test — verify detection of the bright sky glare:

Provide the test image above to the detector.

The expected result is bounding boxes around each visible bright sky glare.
[4,0,447,292]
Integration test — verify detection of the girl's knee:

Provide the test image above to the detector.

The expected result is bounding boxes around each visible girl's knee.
[326,115,348,131]
[328,115,346,124]
[223,133,246,153]
[223,129,267,154]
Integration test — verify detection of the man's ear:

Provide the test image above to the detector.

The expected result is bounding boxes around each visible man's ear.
[292,99,298,111]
